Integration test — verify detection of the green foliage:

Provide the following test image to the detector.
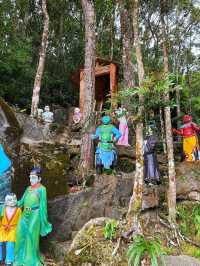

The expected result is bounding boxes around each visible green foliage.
[118,74,176,115]
[177,203,200,240]
[192,205,200,237]
[126,235,164,266]
[103,219,118,240]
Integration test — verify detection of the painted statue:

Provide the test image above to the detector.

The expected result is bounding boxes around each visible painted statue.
[115,107,130,146]
[37,108,44,121]
[0,193,21,266]
[73,107,82,124]
[91,116,121,174]
[14,167,52,266]
[172,115,200,161]
[42,106,54,123]
[0,144,12,203]
[144,134,160,185]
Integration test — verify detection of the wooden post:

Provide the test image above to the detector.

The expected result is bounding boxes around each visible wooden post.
[110,63,117,109]
[79,69,85,114]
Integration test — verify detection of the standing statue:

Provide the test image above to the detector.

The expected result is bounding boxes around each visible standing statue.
[14,167,52,266]
[42,106,54,139]
[144,133,160,185]
[0,144,12,203]
[73,107,82,124]
[172,115,200,161]
[0,193,21,266]
[91,116,121,174]
[42,105,54,123]
[115,107,130,146]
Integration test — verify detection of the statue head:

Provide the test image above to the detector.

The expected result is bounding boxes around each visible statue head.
[74,107,80,114]
[183,115,192,123]
[101,116,111,125]
[5,193,17,207]
[29,167,42,186]
[44,106,50,112]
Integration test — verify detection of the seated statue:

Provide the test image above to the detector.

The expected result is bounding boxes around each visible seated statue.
[0,193,21,266]
[42,106,54,123]
[73,107,82,124]
[37,108,44,121]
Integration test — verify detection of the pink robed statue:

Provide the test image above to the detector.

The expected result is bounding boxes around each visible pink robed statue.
[73,108,82,124]
[115,107,130,146]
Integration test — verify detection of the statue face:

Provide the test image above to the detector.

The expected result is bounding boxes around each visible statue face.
[44,106,50,112]
[30,174,40,186]
[5,193,17,207]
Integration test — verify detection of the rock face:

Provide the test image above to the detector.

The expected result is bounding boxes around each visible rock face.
[13,143,72,199]
[0,98,21,151]
[176,162,200,201]
[48,173,162,242]
[164,255,200,266]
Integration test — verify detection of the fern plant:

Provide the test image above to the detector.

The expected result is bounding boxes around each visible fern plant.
[103,219,118,240]
[127,235,165,266]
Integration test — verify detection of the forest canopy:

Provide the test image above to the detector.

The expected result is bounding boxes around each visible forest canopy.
[0,0,199,116]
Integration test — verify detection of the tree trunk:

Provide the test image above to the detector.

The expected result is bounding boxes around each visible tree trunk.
[126,0,145,235]
[31,0,49,117]
[161,11,176,223]
[159,107,167,154]
[119,1,135,88]
[78,0,96,179]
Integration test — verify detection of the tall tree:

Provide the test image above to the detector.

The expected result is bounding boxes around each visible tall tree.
[78,0,96,179]
[31,0,49,117]
[119,0,135,88]
[160,0,176,223]
[126,0,145,235]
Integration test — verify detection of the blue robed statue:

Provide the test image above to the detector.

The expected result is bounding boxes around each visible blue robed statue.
[0,144,12,203]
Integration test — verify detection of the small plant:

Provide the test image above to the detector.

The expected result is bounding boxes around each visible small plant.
[177,205,190,236]
[103,219,118,240]
[127,235,165,266]
[192,205,200,237]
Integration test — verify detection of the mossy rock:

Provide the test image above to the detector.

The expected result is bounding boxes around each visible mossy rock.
[0,97,22,137]
[65,218,127,266]
[13,143,70,199]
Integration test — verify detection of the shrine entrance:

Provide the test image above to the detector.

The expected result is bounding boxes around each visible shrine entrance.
[71,58,119,113]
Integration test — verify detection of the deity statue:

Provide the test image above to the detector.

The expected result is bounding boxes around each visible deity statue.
[0,144,12,203]
[37,108,44,121]
[172,115,200,161]
[42,106,54,123]
[14,167,52,266]
[91,115,121,174]
[144,132,160,185]
[0,193,21,266]
[72,107,82,124]
[115,107,130,146]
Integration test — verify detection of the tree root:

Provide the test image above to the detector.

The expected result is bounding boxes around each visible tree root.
[159,215,200,248]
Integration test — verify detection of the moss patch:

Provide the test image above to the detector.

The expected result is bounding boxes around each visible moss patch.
[65,224,127,266]
[13,143,70,199]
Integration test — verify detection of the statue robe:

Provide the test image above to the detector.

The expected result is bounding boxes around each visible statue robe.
[0,144,12,202]
[14,185,52,266]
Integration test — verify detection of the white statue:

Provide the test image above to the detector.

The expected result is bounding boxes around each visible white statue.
[37,108,44,120]
[42,106,54,123]
[73,107,82,124]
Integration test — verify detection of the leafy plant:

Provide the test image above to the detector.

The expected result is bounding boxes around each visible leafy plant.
[103,219,118,240]
[126,235,165,266]
[192,205,200,237]
[177,205,190,236]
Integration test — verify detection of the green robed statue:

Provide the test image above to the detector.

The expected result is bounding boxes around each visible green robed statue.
[14,167,52,266]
